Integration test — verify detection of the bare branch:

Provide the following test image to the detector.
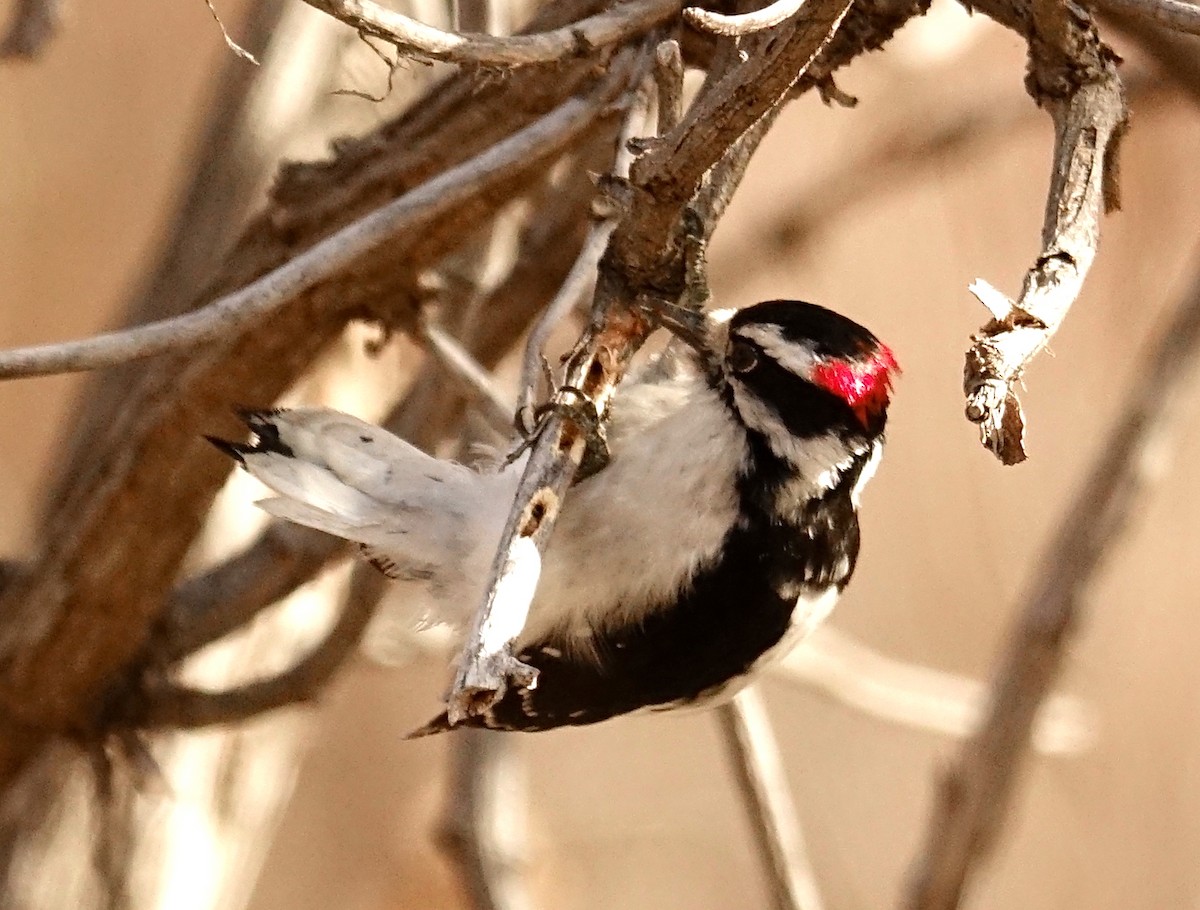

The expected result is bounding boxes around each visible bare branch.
[419,315,516,435]
[298,0,679,66]
[774,626,1095,756]
[437,731,533,910]
[0,92,616,383]
[514,91,651,424]
[137,578,378,729]
[717,688,824,910]
[628,0,853,240]
[1096,0,1200,34]
[685,0,810,36]
[903,258,1200,910]
[962,0,1128,464]
[0,0,61,59]
[156,523,348,664]
[514,222,615,424]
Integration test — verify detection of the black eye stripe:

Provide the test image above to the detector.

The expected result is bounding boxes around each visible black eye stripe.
[728,339,759,373]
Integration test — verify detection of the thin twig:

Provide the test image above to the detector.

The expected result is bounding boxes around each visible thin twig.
[298,0,678,66]
[962,0,1128,464]
[685,0,810,35]
[514,222,614,425]
[1096,0,1200,34]
[0,89,620,382]
[717,688,824,910]
[902,257,1200,910]
[445,0,854,725]
[514,92,651,424]
[419,315,515,435]
[137,574,378,729]
[437,730,533,910]
[774,626,1095,756]
[204,0,260,65]
[156,522,348,664]
[0,0,61,59]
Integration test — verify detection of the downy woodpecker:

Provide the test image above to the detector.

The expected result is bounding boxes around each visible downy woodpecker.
[210,300,897,733]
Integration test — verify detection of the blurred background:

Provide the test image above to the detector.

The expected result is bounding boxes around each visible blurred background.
[1,0,1200,908]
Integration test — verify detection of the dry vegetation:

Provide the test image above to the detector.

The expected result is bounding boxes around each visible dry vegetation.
[0,0,1199,908]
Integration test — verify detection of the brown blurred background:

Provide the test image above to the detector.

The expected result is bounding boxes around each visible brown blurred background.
[2,0,1200,908]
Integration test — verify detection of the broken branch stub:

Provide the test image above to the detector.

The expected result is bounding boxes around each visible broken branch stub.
[962,0,1127,465]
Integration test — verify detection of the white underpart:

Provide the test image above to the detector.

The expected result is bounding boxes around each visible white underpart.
[521,370,748,645]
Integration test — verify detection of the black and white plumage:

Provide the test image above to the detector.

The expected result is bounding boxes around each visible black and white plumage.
[210,300,897,734]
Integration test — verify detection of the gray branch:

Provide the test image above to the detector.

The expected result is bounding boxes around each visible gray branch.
[0,90,617,382]
[903,257,1200,910]
[962,0,1129,464]
[718,688,824,910]
[298,0,678,66]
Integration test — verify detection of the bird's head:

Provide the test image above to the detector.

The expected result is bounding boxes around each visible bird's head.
[644,298,897,475]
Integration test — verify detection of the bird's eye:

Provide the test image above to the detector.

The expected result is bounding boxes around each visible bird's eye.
[728,340,758,374]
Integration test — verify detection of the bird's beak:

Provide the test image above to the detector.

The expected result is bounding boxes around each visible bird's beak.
[635,299,709,351]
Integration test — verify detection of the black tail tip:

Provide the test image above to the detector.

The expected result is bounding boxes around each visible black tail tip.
[207,407,289,463]
[204,435,249,464]
[233,405,283,428]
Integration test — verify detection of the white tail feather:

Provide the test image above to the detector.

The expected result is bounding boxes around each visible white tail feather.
[236,409,515,628]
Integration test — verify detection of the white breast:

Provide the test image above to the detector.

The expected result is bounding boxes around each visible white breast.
[521,373,749,645]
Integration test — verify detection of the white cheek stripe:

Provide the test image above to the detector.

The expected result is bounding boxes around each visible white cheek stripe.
[851,440,884,507]
[734,323,819,380]
[729,385,864,494]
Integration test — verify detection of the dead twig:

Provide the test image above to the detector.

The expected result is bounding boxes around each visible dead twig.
[0,92,616,382]
[685,0,810,36]
[514,89,651,426]
[298,0,679,66]
[962,0,1128,464]
[903,257,1200,910]
[717,688,824,910]
[136,577,378,729]
[653,39,684,133]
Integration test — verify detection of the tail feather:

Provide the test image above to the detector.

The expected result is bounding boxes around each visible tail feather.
[212,407,515,628]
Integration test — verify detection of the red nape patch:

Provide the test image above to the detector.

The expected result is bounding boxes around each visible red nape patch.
[812,345,899,427]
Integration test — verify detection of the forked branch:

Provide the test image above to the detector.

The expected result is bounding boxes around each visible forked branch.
[962,0,1128,464]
